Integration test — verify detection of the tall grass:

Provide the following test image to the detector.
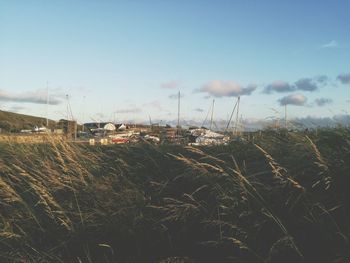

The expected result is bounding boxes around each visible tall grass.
[0,128,349,262]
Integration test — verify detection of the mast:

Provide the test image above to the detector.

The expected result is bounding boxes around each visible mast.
[201,102,212,128]
[285,104,287,129]
[234,96,240,135]
[149,115,152,131]
[66,94,77,140]
[225,97,239,133]
[239,114,243,133]
[82,95,86,132]
[46,81,49,127]
[177,91,180,135]
[210,99,215,130]
[66,95,69,121]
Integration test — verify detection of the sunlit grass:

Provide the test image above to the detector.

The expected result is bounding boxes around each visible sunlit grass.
[0,128,349,262]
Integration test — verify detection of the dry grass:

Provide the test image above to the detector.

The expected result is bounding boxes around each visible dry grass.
[0,128,349,262]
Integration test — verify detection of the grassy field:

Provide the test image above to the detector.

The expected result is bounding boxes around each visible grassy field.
[0,129,349,262]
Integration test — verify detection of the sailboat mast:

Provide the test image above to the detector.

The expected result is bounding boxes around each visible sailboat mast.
[46,81,49,127]
[225,97,239,133]
[234,96,240,135]
[285,104,287,129]
[82,96,86,132]
[66,95,69,121]
[210,99,215,130]
[66,94,77,140]
[177,91,180,135]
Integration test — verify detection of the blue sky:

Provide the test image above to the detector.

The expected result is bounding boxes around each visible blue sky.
[0,0,349,127]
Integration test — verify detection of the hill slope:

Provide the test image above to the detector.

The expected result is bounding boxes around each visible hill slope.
[0,110,56,132]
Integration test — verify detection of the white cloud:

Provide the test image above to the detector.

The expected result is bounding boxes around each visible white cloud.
[161,81,180,89]
[279,94,307,106]
[198,81,256,97]
[322,40,339,48]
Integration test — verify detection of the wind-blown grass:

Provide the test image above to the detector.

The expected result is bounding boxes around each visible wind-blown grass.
[0,128,349,262]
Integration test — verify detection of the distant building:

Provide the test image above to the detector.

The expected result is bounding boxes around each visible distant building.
[83,122,116,136]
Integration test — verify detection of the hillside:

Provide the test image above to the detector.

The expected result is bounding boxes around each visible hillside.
[0,110,56,132]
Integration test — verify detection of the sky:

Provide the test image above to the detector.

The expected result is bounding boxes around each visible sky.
[0,0,349,128]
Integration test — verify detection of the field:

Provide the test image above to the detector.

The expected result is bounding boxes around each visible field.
[0,129,350,262]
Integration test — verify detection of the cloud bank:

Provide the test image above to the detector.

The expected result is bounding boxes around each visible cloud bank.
[295,78,318,91]
[264,81,294,93]
[264,76,326,94]
[0,89,62,105]
[8,105,28,113]
[116,108,142,114]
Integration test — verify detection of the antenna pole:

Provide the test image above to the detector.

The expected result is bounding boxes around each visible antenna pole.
[210,99,215,130]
